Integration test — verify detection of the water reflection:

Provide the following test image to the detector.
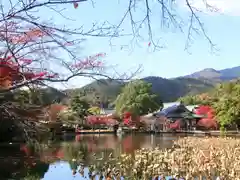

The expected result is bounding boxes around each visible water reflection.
[0,133,193,179]
[0,144,49,179]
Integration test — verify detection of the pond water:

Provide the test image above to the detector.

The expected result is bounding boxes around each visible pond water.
[0,133,203,180]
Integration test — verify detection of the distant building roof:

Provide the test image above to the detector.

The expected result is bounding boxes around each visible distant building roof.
[163,102,180,109]
[163,102,199,112]
[154,103,198,118]
[100,108,115,115]
[186,105,199,111]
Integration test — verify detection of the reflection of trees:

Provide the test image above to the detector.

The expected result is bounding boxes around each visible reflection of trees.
[75,135,120,151]
[23,175,41,180]
[22,161,49,180]
[0,135,134,180]
[61,141,116,167]
[0,144,50,180]
[0,117,27,142]
[74,134,144,159]
[121,135,142,154]
[62,142,89,163]
[0,134,179,180]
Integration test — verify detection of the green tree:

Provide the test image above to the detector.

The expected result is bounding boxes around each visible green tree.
[178,94,212,106]
[14,89,44,106]
[14,91,29,106]
[178,95,200,106]
[88,106,101,115]
[114,80,162,116]
[179,80,240,129]
[212,81,240,128]
[58,109,77,124]
[70,95,90,124]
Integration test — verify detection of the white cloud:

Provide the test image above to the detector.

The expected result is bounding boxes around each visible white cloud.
[181,0,240,16]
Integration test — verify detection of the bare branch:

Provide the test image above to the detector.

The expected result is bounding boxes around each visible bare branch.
[111,0,215,51]
[0,0,214,95]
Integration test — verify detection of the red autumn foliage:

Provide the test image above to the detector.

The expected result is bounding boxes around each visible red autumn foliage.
[73,2,79,9]
[0,51,105,89]
[87,115,104,125]
[123,112,140,127]
[86,115,118,125]
[123,112,131,125]
[168,119,181,130]
[20,144,31,156]
[122,135,133,153]
[194,105,213,115]
[194,105,218,129]
[0,26,52,83]
[45,104,68,122]
[9,28,51,44]
[124,112,131,118]
[0,21,106,90]
[0,23,49,44]
[123,118,130,126]
[197,118,217,129]
[55,150,65,159]
[19,59,33,65]
[71,53,105,69]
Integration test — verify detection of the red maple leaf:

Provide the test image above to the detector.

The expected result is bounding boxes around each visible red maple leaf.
[73,2,78,9]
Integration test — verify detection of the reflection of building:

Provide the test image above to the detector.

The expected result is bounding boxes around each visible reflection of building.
[140,135,156,149]
[75,135,119,151]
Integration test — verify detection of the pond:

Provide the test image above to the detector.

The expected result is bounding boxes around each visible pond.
[0,133,203,180]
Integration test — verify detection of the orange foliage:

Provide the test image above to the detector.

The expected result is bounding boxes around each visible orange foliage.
[0,20,106,90]
[0,76,12,89]
[10,28,49,44]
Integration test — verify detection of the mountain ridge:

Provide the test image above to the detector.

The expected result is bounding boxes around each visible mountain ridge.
[184,66,240,81]
[47,66,240,105]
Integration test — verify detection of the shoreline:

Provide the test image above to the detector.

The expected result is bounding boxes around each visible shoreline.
[71,129,240,136]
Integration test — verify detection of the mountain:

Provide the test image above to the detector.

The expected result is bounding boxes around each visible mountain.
[64,76,214,104]
[185,66,240,82]
[45,66,240,105]
[64,79,126,107]
[185,68,220,79]
[41,87,68,104]
[218,66,240,80]
[142,76,214,102]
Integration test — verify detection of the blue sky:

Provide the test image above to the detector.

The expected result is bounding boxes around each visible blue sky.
[44,0,240,89]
